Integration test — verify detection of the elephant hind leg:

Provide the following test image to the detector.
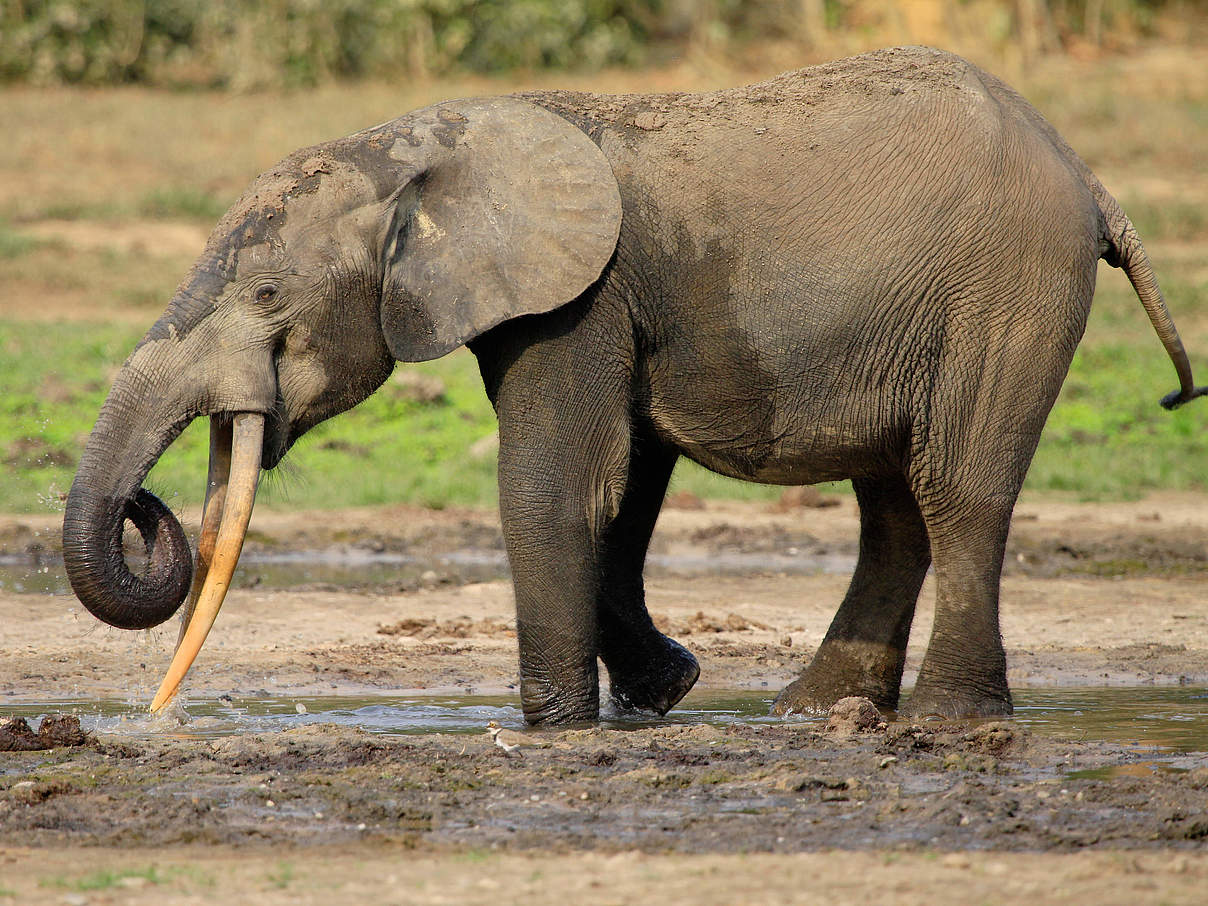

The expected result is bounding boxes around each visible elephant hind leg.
[900,396,1050,718]
[900,484,1015,719]
[898,323,1081,718]
[597,435,700,715]
[771,473,930,716]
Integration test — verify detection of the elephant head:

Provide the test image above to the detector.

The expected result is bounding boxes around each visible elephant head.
[62,97,623,709]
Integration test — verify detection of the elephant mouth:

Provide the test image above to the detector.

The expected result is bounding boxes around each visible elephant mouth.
[150,411,264,713]
[257,388,292,471]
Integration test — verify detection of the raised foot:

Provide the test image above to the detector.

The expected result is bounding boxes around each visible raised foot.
[606,637,700,716]
[899,683,1013,720]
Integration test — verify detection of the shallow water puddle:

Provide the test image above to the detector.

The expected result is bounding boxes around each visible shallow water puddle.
[0,550,507,596]
[1064,761,1193,780]
[1012,686,1208,755]
[3,686,1207,752]
[0,690,775,742]
[0,547,857,595]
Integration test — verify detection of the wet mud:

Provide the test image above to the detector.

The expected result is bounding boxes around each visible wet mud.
[2,497,1208,902]
[3,710,1208,905]
[0,714,86,751]
[2,707,1207,853]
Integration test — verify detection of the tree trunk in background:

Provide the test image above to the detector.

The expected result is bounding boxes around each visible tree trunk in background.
[800,0,827,47]
[1087,0,1106,46]
[1017,0,1061,60]
[898,0,951,47]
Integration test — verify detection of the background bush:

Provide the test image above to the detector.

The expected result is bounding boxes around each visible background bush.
[0,0,1189,90]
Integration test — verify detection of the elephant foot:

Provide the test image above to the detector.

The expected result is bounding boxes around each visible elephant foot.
[900,681,1013,720]
[771,674,900,717]
[606,636,700,716]
[519,669,600,726]
[770,641,904,717]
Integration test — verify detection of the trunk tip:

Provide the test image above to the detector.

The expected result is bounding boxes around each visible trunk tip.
[63,488,193,631]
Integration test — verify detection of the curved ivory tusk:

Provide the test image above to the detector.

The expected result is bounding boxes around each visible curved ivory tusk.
[175,418,233,651]
[151,412,263,713]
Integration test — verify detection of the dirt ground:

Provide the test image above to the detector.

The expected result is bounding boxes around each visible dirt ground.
[2,496,1208,904]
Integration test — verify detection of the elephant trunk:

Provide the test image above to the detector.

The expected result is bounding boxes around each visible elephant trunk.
[64,370,266,710]
[62,369,195,631]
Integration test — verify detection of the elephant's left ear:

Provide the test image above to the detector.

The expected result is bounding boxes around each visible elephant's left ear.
[379,97,622,362]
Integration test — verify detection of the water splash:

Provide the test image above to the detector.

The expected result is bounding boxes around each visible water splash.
[3,687,1207,752]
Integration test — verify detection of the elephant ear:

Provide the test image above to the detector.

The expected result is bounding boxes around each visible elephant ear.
[379,97,622,362]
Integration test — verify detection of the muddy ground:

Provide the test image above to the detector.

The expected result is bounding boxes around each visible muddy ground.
[1,496,1207,904]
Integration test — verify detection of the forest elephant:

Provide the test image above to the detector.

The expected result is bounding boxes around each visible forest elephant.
[63,46,1205,724]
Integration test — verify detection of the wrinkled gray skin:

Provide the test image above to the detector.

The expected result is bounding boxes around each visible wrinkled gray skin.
[64,47,1204,724]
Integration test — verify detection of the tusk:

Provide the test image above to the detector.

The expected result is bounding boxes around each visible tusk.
[175,419,233,651]
[151,413,263,713]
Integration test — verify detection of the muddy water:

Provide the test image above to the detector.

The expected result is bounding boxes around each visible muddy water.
[0,546,858,595]
[5,686,1207,752]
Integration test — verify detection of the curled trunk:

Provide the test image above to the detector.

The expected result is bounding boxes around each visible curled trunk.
[62,373,193,630]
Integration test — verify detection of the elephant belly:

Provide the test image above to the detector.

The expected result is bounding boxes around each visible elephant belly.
[645,377,897,486]
[634,250,919,485]
[683,439,875,487]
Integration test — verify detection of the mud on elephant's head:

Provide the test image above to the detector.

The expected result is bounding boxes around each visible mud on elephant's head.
[146,100,622,467]
[62,98,623,708]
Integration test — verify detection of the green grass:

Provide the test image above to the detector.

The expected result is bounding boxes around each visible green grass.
[266,861,295,889]
[1120,197,1208,243]
[137,187,230,222]
[41,865,172,891]
[267,348,502,510]
[10,190,229,224]
[0,221,43,258]
[0,321,501,513]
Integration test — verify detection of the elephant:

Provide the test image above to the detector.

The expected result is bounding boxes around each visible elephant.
[63,46,1204,725]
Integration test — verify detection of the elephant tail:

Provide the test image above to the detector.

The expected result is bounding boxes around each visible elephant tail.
[1097,191,1208,410]
[976,63,1205,409]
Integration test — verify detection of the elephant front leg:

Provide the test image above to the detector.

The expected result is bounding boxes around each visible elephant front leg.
[480,298,694,723]
[502,479,606,724]
[772,474,930,716]
[492,340,641,724]
[501,432,697,724]
[596,438,699,715]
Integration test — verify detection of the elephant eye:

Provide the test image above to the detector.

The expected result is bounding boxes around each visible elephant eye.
[254,283,279,303]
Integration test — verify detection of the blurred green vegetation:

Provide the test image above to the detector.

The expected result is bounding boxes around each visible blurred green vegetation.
[1,0,665,88]
[1026,274,1208,499]
[138,187,228,222]
[0,322,502,511]
[0,0,1191,89]
[0,220,41,258]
